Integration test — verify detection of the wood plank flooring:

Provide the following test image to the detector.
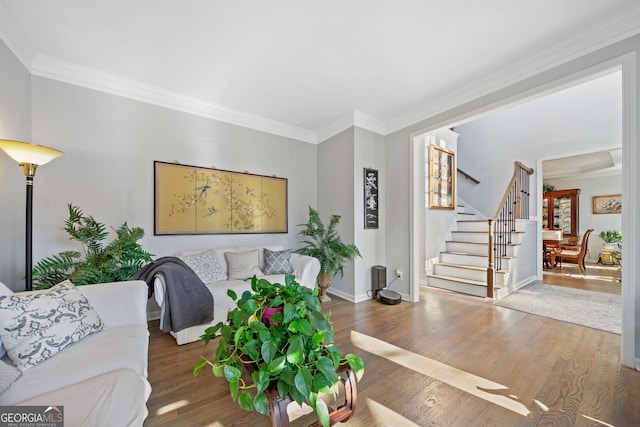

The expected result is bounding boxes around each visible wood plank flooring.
[144,269,639,426]
[543,262,621,294]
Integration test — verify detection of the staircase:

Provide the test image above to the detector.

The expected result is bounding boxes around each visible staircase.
[427,206,523,298]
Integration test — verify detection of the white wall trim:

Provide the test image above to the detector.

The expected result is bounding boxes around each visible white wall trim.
[387,5,640,135]
[316,113,355,143]
[619,51,637,368]
[326,287,370,303]
[1,3,639,145]
[317,110,386,143]
[30,54,318,144]
[353,110,386,136]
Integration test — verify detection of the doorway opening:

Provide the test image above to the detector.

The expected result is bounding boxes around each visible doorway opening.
[409,53,635,368]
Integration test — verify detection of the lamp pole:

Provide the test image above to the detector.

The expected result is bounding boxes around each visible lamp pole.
[0,140,62,291]
[23,164,37,291]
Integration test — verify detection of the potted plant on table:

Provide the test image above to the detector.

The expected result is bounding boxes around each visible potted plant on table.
[194,275,364,427]
[599,230,622,250]
[295,206,361,302]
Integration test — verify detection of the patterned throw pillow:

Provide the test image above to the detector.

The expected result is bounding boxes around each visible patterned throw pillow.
[263,249,294,275]
[179,250,226,284]
[0,360,21,394]
[0,280,104,371]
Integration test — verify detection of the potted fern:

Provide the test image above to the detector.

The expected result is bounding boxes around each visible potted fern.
[296,206,361,302]
[31,204,153,289]
[194,275,364,427]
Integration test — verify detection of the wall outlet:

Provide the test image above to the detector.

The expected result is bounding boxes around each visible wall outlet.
[396,269,403,280]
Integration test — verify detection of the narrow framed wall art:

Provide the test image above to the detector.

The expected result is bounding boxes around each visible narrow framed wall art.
[428,145,455,210]
[364,168,379,229]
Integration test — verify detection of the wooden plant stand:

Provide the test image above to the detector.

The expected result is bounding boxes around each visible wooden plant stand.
[268,368,357,427]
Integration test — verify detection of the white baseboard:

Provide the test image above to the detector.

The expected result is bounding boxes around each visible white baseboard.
[326,287,362,303]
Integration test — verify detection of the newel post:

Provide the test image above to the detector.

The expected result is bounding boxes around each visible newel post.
[487,219,494,298]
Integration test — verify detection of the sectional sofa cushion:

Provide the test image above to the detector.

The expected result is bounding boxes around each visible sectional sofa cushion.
[0,360,21,394]
[0,280,103,371]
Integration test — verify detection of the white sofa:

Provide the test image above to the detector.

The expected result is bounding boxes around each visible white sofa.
[154,246,320,345]
[0,280,151,427]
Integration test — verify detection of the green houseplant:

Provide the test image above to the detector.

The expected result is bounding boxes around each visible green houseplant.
[194,275,364,427]
[31,204,153,289]
[599,230,622,249]
[296,206,361,302]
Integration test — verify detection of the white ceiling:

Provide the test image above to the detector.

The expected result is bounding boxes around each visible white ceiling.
[543,149,622,180]
[1,1,640,143]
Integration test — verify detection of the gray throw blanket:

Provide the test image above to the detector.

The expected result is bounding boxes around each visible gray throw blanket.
[130,257,213,333]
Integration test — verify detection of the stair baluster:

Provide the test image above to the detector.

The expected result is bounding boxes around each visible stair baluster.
[486,161,534,297]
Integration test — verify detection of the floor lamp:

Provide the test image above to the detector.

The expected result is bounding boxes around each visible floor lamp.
[0,140,63,291]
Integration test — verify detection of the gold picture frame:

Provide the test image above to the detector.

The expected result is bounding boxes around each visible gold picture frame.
[154,161,288,235]
[428,145,455,209]
[592,194,621,214]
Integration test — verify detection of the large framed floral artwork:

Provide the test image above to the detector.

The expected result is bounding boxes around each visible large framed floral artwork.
[428,145,455,210]
[154,161,288,235]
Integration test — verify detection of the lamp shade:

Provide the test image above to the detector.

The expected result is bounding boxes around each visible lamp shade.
[0,140,63,165]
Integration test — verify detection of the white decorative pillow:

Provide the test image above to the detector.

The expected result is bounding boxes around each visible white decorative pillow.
[0,360,21,394]
[263,249,294,275]
[0,280,104,371]
[225,250,263,280]
[179,250,226,284]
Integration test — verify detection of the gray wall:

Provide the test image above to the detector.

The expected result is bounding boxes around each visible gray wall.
[353,127,385,301]
[0,65,317,289]
[0,39,32,287]
[316,127,355,297]
[315,126,386,302]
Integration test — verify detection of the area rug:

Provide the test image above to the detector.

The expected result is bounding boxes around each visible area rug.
[495,282,621,334]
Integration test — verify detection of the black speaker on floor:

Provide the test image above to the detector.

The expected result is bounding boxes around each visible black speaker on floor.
[371,265,401,305]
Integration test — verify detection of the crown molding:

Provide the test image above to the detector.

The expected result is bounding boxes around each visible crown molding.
[386,4,640,134]
[0,3,34,70]
[316,113,354,143]
[3,3,640,143]
[0,3,320,145]
[353,110,386,135]
[317,109,385,143]
[30,54,318,143]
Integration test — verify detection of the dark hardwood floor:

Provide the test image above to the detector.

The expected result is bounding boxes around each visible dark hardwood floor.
[144,264,639,426]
